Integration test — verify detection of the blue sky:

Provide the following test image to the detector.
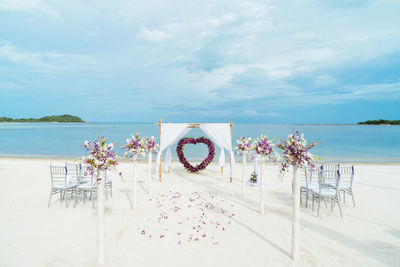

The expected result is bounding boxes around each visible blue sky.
[0,0,399,123]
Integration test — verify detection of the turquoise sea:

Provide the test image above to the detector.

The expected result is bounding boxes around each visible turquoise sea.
[0,122,399,162]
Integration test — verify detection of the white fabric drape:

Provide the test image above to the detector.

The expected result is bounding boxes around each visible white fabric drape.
[156,123,191,172]
[199,123,235,175]
[253,152,259,175]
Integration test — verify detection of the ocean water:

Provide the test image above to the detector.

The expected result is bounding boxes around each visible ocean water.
[0,122,399,163]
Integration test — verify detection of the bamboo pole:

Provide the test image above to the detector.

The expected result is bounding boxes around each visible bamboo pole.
[158,118,162,182]
[148,152,152,196]
[242,153,246,195]
[230,118,233,183]
[97,171,105,265]
[259,158,264,214]
[133,155,137,210]
[292,165,300,260]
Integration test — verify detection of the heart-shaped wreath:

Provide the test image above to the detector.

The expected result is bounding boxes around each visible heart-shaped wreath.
[176,136,215,173]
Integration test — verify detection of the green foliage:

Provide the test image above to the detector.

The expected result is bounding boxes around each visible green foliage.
[249,172,258,183]
[358,119,400,125]
[0,114,84,123]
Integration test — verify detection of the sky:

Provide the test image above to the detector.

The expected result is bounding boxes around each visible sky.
[0,0,399,123]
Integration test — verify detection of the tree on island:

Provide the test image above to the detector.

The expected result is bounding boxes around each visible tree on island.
[358,119,400,125]
[0,114,84,123]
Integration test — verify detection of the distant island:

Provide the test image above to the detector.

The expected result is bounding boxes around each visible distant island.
[0,114,85,123]
[358,119,400,125]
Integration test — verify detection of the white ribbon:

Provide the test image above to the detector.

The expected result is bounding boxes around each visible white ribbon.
[253,152,259,175]
[218,147,225,168]
[164,146,172,172]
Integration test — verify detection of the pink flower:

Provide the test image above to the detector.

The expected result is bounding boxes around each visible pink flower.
[160,235,165,238]
[141,230,146,235]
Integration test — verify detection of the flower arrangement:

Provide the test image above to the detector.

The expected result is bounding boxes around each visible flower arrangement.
[234,137,253,154]
[249,172,258,184]
[253,134,278,162]
[122,132,146,157]
[176,137,215,173]
[142,136,159,153]
[83,136,121,181]
[276,131,318,175]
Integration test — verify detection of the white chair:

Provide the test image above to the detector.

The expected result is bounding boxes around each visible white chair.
[75,167,97,209]
[48,165,77,207]
[322,164,339,171]
[105,170,112,199]
[66,163,80,184]
[66,162,90,185]
[300,166,320,208]
[322,164,339,188]
[338,166,356,207]
[311,170,343,217]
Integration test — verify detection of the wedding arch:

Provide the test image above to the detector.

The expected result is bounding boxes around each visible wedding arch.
[155,119,235,182]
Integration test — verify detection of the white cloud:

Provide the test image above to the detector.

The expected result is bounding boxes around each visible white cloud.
[0,0,61,20]
[1,0,400,121]
[137,29,169,42]
[0,44,92,72]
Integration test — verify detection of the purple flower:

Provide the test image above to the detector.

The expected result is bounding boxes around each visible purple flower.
[176,137,215,173]
[82,136,121,179]
[276,131,318,175]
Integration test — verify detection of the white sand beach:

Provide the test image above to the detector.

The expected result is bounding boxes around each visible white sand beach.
[0,158,399,267]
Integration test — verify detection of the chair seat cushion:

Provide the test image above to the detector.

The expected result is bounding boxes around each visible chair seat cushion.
[312,188,337,196]
[340,183,351,189]
[325,182,337,188]
[300,182,319,189]
[53,182,77,189]
[77,184,96,190]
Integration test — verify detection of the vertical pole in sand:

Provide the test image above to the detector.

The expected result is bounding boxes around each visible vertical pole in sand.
[158,118,162,182]
[148,152,152,196]
[292,165,300,260]
[259,157,264,214]
[230,118,233,183]
[133,155,137,211]
[242,153,246,195]
[97,171,105,265]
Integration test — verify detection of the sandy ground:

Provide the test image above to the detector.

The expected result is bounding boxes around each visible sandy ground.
[0,158,399,267]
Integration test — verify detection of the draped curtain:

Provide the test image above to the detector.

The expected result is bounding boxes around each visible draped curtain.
[156,123,235,175]
[199,123,235,175]
[156,123,191,172]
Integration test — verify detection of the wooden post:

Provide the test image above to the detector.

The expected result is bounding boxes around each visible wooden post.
[230,118,233,183]
[158,118,162,182]
[292,165,300,260]
[97,171,105,265]
[260,158,264,214]
[242,153,246,195]
[221,166,223,173]
[133,155,137,210]
[148,152,152,196]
